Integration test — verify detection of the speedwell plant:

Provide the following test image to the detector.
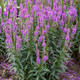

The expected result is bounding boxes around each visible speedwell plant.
[0,0,78,80]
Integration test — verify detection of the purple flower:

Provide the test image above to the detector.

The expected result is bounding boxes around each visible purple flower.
[6,38,12,44]
[0,26,1,33]
[71,23,77,38]
[68,6,77,19]
[62,13,66,22]
[72,26,77,34]
[1,19,5,26]
[33,0,35,4]
[63,27,67,33]
[36,57,40,64]
[3,11,8,17]
[6,18,12,24]
[42,41,46,47]
[9,0,12,3]
[34,31,38,36]
[54,15,57,22]
[42,55,48,62]
[65,41,68,47]
[45,24,49,28]
[43,29,47,35]
[20,2,23,10]
[21,29,27,36]
[33,4,39,12]
[10,6,16,14]
[63,5,66,10]
[36,44,40,64]
[63,0,66,3]
[12,21,17,31]
[13,0,17,5]
[36,26,40,30]
[15,36,21,49]
[66,35,69,40]
[6,2,9,11]
[38,36,43,42]
[57,16,60,21]
[19,8,28,19]
[0,9,1,16]
[60,20,64,26]
[75,77,80,80]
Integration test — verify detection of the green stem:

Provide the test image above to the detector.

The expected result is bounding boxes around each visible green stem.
[51,0,53,9]
[14,32,16,52]
[1,1,4,18]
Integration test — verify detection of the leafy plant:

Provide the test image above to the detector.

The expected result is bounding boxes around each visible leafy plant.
[0,0,78,80]
[71,1,80,61]
[0,30,6,55]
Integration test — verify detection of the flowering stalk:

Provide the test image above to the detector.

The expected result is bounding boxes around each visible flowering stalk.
[36,43,40,64]
[0,0,78,79]
[0,0,4,18]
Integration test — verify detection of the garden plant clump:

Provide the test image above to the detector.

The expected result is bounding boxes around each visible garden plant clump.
[0,0,79,80]
[71,1,80,63]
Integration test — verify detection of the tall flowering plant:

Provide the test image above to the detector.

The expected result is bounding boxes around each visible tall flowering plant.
[0,0,7,55]
[71,0,80,62]
[0,0,78,80]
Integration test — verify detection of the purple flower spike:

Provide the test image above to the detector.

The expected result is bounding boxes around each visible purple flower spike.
[42,55,48,62]
[45,24,49,28]
[66,35,69,41]
[63,27,67,33]
[72,26,77,34]
[36,44,40,64]
[34,31,38,36]
[33,0,35,4]
[63,5,66,10]
[60,20,64,26]
[38,36,43,42]
[36,57,40,64]
[9,0,12,3]
[42,41,46,47]
[43,29,47,35]
[0,9,1,16]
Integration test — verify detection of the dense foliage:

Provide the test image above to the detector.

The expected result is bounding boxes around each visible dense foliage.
[71,1,80,61]
[0,30,6,55]
[0,0,79,80]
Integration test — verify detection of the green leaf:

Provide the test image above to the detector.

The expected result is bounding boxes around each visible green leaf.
[34,71,38,76]
[40,72,47,76]
[55,75,59,79]
[12,67,17,72]
[56,69,62,73]
[26,52,30,60]
[65,53,71,59]
[24,65,28,70]
[36,76,39,80]
[29,70,35,73]
[41,77,46,80]
[8,52,13,56]
[19,69,24,74]
[27,74,34,79]
[42,69,50,72]
[4,1,7,8]
[12,62,19,68]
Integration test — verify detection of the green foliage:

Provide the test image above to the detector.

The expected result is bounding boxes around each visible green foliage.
[7,39,35,80]
[71,22,80,57]
[0,30,6,55]
[7,27,70,80]
[71,1,80,59]
[47,27,70,80]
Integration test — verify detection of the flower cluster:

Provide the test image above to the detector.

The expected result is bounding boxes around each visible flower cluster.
[0,0,77,64]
